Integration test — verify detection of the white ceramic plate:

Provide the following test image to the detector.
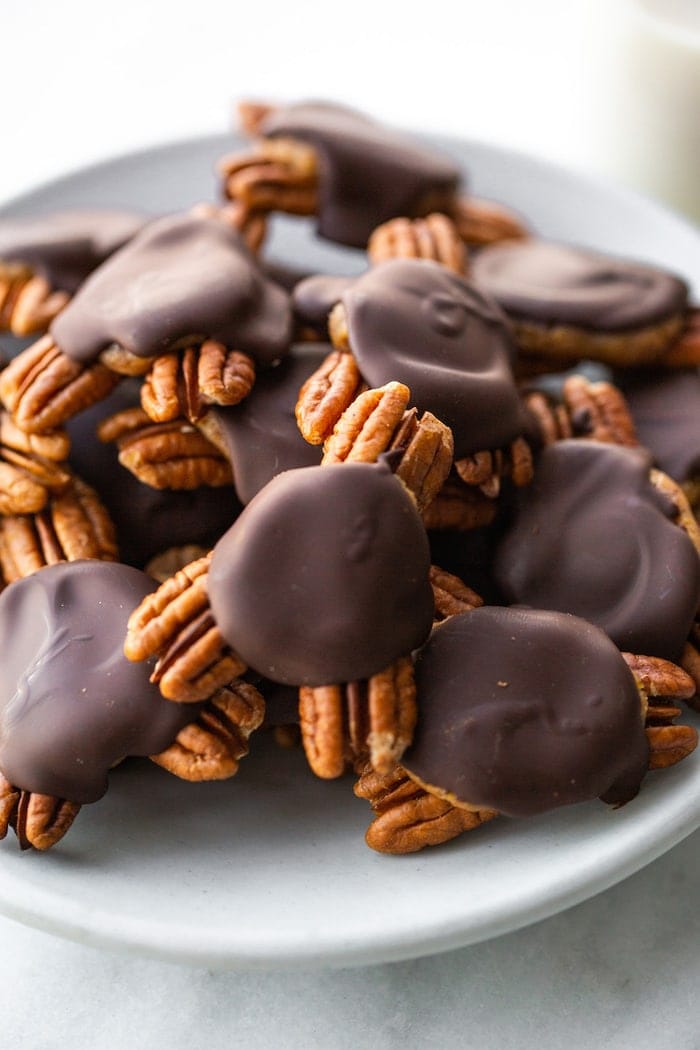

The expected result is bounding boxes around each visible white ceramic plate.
[0,134,699,970]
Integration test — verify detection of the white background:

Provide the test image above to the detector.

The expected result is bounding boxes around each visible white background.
[2,0,628,204]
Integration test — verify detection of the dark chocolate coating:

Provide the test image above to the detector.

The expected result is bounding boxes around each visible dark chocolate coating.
[406,607,649,816]
[208,461,434,686]
[261,101,460,248]
[471,241,688,331]
[618,368,700,484]
[292,274,356,332]
[0,210,147,293]
[67,381,241,568]
[494,441,700,660]
[211,343,325,505]
[0,561,196,804]
[339,259,525,458]
[51,214,292,364]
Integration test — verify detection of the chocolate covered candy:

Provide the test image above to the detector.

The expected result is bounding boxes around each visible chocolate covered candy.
[258,101,460,248]
[51,213,292,365]
[0,561,195,804]
[0,209,148,294]
[208,460,434,686]
[294,259,526,459]
[406,607,649,816]
[494,441,700,659]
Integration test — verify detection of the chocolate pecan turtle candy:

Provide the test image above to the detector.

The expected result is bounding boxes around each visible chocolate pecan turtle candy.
[220,100,461,249]
[294,259,536,507]
[356,607,698,854]
[0,209,147,336]
[494,441,700,663]
[0,560,262,850]
[0,212,293,436]
[471,240,695,369]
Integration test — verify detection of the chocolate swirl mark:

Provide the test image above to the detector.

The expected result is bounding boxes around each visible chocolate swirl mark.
[4,623,92,735]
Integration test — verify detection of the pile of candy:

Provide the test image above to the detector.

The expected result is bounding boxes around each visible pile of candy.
[0,100,698,854]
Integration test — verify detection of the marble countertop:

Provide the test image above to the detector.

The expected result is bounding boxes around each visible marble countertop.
[1,829,698,1049]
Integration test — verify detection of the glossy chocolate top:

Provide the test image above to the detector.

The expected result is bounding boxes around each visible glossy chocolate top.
[67,381,241,568]
[261,101,460,248]
[208,461,434,686]
[0,561,196,803]
[211,343,325,504]
[472,241,688,331]
[406,607,649,816]
[0,209,147,293]
[337,259,524,457]
[51,214,292,364]
[292,274,355,332]
[494,441,700,660]
[619,368,700,484]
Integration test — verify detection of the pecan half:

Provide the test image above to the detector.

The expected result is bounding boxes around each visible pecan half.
[646,724,698,769]
[151,681,265,780]
[662,308,700,368]
[299,656,416,779]
[295,349,363,445]
[525,377,639,449]
[450,195,529,247]
[622,652,697,703]
[454,437,533,498]
[219,137,319,215]
[145,544,210,583]
[0,477,118,583]
[0,336,121,434]
[0,266,69,336]
[429,564,483,621]
[354,764,497,854]
[98,407,233,490]
[390,407,455,512]
[421,478,497,531]
[0,773,80,851]
[125,554,246,702]
[140,342,255,425]
[367,214,467,274]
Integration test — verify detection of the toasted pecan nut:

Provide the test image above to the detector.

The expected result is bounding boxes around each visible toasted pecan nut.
[141,342,255,425]
[0,336,121,434]
[355,764,497,854]
[650,468,700,552]
[646,724,698,769]
[125,554,246,702]
[421,479,498,531]
[368,214,467,274]
[0,463,49,516]
[561,376,638,446]
[151,681,265,780]
[429,565,483,621]
[662,309,700,368]
[680,641,700,709]
[100,407,233,490]
[220,137,319,215]
[98,345,154,377]
[322,382,411,466]
[390,408,455,512]
[450,195,529,247]
[299,656,417,779]
[0,266,69,336]
[237,100,277,137]
[295,348,364,445]
[0,773,80,851]
[523,389,574,445]
[622,652,697,702]
[0,477,118,583]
